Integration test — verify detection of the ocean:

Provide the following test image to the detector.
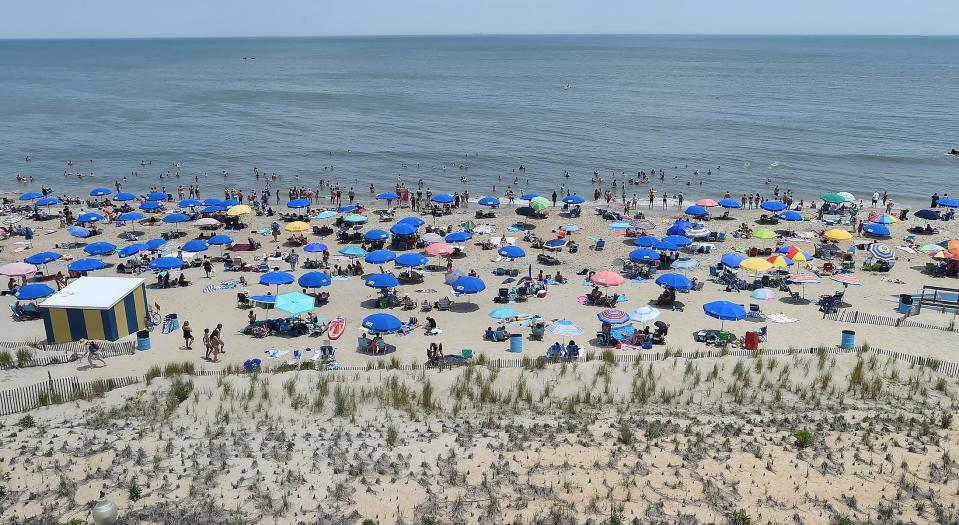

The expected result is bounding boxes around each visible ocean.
[0,35,957,206]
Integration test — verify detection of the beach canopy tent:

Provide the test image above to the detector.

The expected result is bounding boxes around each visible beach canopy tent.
[39,277,148,344]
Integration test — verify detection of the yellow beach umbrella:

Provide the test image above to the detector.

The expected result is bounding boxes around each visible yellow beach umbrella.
[824,229,852,241]
[285,221,310,233]
[227,204,252,217]
[739,258,773,273]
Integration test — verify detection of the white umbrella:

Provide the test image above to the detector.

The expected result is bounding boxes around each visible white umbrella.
[629,306,661,322]
[838,192,855,203]
[420,233,443,245]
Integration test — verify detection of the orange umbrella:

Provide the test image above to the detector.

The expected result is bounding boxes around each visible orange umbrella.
[590,271,625,287]
[425,243,455,256]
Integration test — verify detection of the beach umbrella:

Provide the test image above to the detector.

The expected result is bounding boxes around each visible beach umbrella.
[667,220,692,236]
[546,319,583,337]
[739,258,773,273]
[148,257,184,270]
[528,196,549,212]
[201,198,223,206]
[304,242,328,253]
[89,187,112,197]
[918,244,942,253]
[163,212,190,224]
[445,231,472,243]
[821,193,845,204]
[590,271,624,287]
[720,253,746,267]
[836,192,855,203]
[389,223,417,236]
[671,258,699,270]
[788,273,821,297]
[362,313,402,334]
[37,197,61,206]
[201,205,226,214]
[84,242,116,256]
[544,239,567,250]
[766,255,793,267]
[489,307,521,319]
[633,236,658,248]
[68,259,106,272]
[287,199,311,209]
[632,219,657,230]
[208,234,234,247]
[868,213,898,224]
[337,204,359,213]
[750,288,778,301]
[425,243,455,256]
[431,194,455,204]
[365,249,397,264]
[396,253,428,267]
[275,291,316,316]
[759,201,786,212]
[914,209,940,220]
[498,245,525,259]
[478,196,500,207]
[260,271,295,286]
[219,199,239,208]
[936,198,959,208]
[718,198,742,209]
[25,252,63,265]
[178,199,202,208]
[67,226,91,238]
[929,249,958,260]
[363,229,390,242]
[397,216,425,227]
[117,211,144,222]
[862,224,890,237]
[145,238,167,251]
[629,306,660,322]
[15,283,55,301]
[0,262,38,276]
[19,192,42,201]
[146,192,167,201]
[315,210,338,219]
[139,201,163,211]
[339,246,367,257]
[376,192,400,201]
[452,276,485,295]
[867,243,895,261]
[597,309,630,325]
[520,193,539,201]
[778,245,812,262]
[654,239,679,251]
[227,204,252,216]
[703,300,747,330]
[824,229,852,241]
[562,194,585,205]
[778,211,803,222]
[696,198,718,207]
[752,228,776,240]
[560,224,580,233]
[662,235,692,247]
[830,273,863,287]
[655,273,691,290]
[685,225,710,238]
[113,192,136,202]
[365,273,400,289]
[118,244,149,258]
[684,205,709,217]
[76,212,104,224]
[344,214,368,223]
[419,232,443,245]
[182,239,209,253]
[298,272,332,288]
[285,221,310,233]
[608,221,632,230]
[193,218,219,229]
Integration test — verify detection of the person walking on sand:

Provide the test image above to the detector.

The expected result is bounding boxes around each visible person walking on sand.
[202,328,212,360]
[202,259,212,279]
[82,339,106,368]
[209,328,223,363]
[181,321,194,350]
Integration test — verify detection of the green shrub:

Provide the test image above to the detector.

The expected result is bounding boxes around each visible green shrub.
[617,421,634,445]
[18,415,35,428]
[793,428,814,449]
[128,478,142,501]
[729,509,751,525]
[15,348,33,365]
[0,350,13,368]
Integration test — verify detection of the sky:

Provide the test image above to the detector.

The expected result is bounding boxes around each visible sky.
[1,0,958,39]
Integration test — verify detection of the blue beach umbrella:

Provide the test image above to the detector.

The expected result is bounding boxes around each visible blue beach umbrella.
[562,194,585,204]
[520,193,539,201]
[339,246,367,257]
[862,224,891,237]
[90,187,112,197]
[149,257,184,270]
[654,239,679,251]
[146,192,167,201]
[452,276,485,294]
[37,197,61,206]
[544,239,567,250]
[397,216,425,227]
[118,244,149,258]
[629,249,660,262]
[304,242,328,253]
[260,271,295,286]
[671,258,700,270]
[298,272,332,288]
[113,192,136,202]
[363,229,389,241]
[478,196,500,207]
[684,205,709,217]
[139,201,163,211]
[662,235,692,247]
[15,283,56,301]
[390,223,418,236]
[490,307,521,319]
[720,253,746,268]
[396,252,428,267]
[25,252,63,265]
[76,212,104,224]
[497,245,525,259]
[19,192,43,201]
[145,238,167,251]
[344,214,368,223]
[178,199,202,208]
[445,231,472,243]
[288,198,311,209]
[718,198,742,209]
[315,210,338,219]
[201,198,223,206]
[937,198,959,208]
[362,313,402,334]
[182,239,209,252]
[376,192,400,201]
[703,300,747,330]
[68,258,106,272]
[162,213,190,224]
[118,212,144,222]
[336,204,358,213]
[201,205,226,214]
[914,209,940,220]
[633,236,659,247]
[431,194,455,204]
[221,199,240,207]
[208,234,234,246]
[365,249,397,264]
[778,211,803,222]
[655,273,692,290]
[760,201,786,212]
[365,273,400,289]
[84,242,116,256]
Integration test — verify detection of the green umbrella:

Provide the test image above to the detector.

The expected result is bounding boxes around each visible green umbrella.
[529,196,550,212]
[752,228,776,240]
[275,291,316,316]
[821,193,845,204]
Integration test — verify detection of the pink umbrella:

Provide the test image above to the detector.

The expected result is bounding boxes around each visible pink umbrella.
[425,243,455,256]
[696,198,718,207]
[0,262,38,276]
[194,217,220,227]
[590,271,625,287]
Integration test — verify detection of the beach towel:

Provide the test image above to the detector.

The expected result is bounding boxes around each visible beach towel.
[266,349,289,359]
[414,288,437,293]
[616,294,629,303]
[765,313,797,323]
[575,295,589,305]
[202,284,217,294]
[582,279,593,287]
[895,246,916,254]
[631,277,648,284]
[332,275,350,281]
[220,280,239,289]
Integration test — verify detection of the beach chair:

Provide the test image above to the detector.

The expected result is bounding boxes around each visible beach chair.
[565,344,580,360]
[758,326,768,342]
[748,303,763,319]
[717,232,726,242]
[461,349,474,362]
[357,336,372,353]
[420,300,433,312]
[593,238,606,251]
[434,297,453,310]
[530,324,545,340]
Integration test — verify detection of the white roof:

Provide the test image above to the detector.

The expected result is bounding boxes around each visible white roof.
[41,276,145,310]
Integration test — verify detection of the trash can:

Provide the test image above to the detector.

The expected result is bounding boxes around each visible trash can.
[136,329,151,351]
[840,330,855,350]
[509,333,523,353]
[898,294,913,315]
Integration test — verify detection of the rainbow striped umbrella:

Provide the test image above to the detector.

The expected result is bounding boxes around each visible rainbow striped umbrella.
[597,309,630,325]
[868,213,899,224]
[779,245,812,262]
[766,255,794,267]
[867,243,895,261]
[830,273,863,286]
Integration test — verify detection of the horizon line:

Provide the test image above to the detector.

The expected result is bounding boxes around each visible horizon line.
[2,32,958,41]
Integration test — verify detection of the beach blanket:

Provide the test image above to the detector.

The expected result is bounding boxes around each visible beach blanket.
[765,313,798,323]
[895,246,916,254]
[575,295,589,305]
[332,275,350,281]
[631,277,648,283]
[202,284,217,294]
[414,288,437,293]
[266,349,289,359]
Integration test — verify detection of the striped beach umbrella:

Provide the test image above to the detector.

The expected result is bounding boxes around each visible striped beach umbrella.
[829,273,863,286]
[750,288,778,300]
[546,319,583,336]
[868,213,898,224]
[778,245,812,262]
[766,255,793,267]
[597,309,630,325]
[867,243,895,261]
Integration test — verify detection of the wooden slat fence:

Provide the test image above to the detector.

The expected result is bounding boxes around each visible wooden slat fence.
[0,340,136,353]
[826,310,959,332]
[0,341,136,371]
[0,375,140,416]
